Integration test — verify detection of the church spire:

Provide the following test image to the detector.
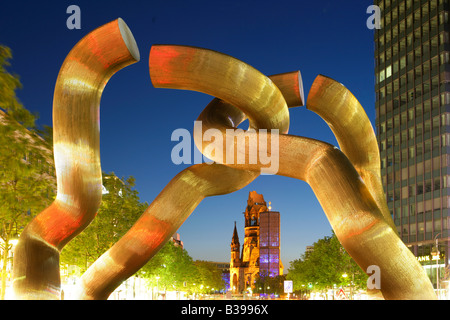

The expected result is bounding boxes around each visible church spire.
[231,221,240,246]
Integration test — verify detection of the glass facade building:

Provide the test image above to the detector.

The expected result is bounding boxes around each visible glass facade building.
[259,211,281,277]
[374,0,450,292]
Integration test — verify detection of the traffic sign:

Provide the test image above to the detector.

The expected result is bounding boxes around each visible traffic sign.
[284,280,293,293]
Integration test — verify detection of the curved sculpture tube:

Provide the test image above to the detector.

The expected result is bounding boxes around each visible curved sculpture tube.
[148,46,434,299]
[306,75,394,230]
[149,45,290,134]
[270,71,304,108]
[75,44,434,299]
[12,18,140,299]
[197,90,434,299]
[73,46,300,299]
[74,164,258,299]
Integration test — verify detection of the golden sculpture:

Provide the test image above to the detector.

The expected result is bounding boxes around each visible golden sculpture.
[12,18,140,299]
[146,45,436,300]
[12,21,436,300]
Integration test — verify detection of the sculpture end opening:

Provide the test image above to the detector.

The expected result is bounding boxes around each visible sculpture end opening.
[118,18,140,62]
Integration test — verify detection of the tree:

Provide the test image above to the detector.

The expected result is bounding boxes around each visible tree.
[254,272,285,296]
[138,247,226,298]
[138,241,198,296]
[193,260,225,294]
[0,46,36,127]
[287,231,368,296]
[60,172,147,272]
[0,45,56,300]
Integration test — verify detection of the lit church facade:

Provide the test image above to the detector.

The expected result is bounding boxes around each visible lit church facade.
[230,191,283,293]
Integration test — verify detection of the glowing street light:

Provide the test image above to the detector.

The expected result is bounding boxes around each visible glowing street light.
[431,233,441,299]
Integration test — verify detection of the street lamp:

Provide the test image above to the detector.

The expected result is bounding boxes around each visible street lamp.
[341,272,354,299]
[431,233,441,299]
[155,276,160,300]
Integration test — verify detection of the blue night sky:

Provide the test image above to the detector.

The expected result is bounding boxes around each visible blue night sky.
[1,0,375,269]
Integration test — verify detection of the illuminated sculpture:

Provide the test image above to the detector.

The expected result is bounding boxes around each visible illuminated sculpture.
[12,20,436,300]
[12,18,140,299]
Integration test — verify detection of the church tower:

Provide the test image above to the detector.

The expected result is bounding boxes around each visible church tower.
[230,221,241,293]
[229,191,282,294]
[230,221,241,266]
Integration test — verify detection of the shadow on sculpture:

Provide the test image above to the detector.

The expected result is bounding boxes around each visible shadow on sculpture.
[12,20,436,300]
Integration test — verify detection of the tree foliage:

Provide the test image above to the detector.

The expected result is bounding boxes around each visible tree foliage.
[138,241,198,292]
[0,45,56,299]
[138,243,226,295]
[0,45,36,127]
[193,260,225,293]
[287,232,368,292]
[253,272,286,296]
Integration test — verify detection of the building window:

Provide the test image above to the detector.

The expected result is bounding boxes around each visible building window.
[434,177,441,190]
[439,32,449,46]
[416,123,423,137]
[431,16,438,34]
[402,131,407,143]
[409,147,415,158]
[439,11,449,25]
[441,93,450,106]
[380,87,386,99]
[414,27,421,44]
[440,52,450,65]
[425,140,431,153]
[417,144,423,157]
[425,120,431,133]
[431,37,438,53]
[431,77,439,93]
[400,56,406,69]
[441,113,450,126]
[442,134,450,147]
[379,69,386,83]
[425,180,432,193]
[424,100,431,113]
[414,10,421,25]
[435,219,441,231]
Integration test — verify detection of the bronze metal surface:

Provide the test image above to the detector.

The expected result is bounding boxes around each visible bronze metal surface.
[146,46,435,299]
[12,31,435,299]
[77,45,434,299]
[12,18,140,299]
[73,45,299,299]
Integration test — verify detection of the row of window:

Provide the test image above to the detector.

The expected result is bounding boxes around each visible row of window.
[377,41,448,85]
[378,90,450,118]
[377,0,448,20]
[376,10,448,56]
[382,155,448,184]
[378,72,447,105]
[395,196,448,213]
[377,66,448,106]
[379,96,449,128]
[398,218,448,236]
[382,111,449,132]
[386,175,450,200]
[387,180,446,204]
[381,137,449,170]
[380,126,448,152]
[379,112,449,139]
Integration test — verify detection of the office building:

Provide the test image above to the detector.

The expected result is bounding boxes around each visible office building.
[374,0,450,292]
